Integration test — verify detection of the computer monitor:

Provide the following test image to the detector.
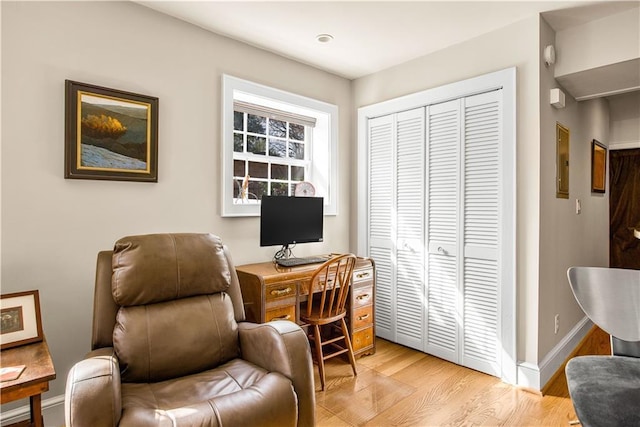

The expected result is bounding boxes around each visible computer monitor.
[260,196,323,251]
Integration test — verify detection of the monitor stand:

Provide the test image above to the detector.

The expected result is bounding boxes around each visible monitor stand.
[274,244,293,261]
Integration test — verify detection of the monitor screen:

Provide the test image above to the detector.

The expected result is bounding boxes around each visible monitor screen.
[260,196,324,247]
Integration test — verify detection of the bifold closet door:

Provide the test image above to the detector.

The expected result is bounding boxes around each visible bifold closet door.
[361,69,515,382]
[367,92,503,377]
[367,114,394,341]
[460,90,502,377]
[424,90,502,377]
[367,108,425,350]
[424,99,460,363]
[395,108,425,350]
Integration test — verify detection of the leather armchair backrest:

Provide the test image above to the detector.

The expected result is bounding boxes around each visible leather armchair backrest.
[91,233,246,350]
[112,233,231,305]
[109,233,242,382]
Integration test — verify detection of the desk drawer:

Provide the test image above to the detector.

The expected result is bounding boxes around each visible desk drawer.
[266,305,296,322]
[352,326,374,352]
[266,282,296,301]
[353,267,373,283]
[353,306,373,330]
[352,285,373,308]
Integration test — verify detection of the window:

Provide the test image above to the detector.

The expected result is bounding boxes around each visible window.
[232,101,313,201]
[222,75,338,216]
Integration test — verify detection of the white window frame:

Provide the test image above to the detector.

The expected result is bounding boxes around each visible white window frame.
[222,75,338,217]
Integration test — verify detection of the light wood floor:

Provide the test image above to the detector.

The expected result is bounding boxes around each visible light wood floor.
[314,328,610,427]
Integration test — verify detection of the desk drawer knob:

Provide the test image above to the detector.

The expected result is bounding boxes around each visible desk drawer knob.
[356,293,370,301]
[270,287,292,296]
[356,272,370,279]
[357,313,370,321]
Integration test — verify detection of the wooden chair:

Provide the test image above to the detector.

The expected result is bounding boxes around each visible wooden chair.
[300,254,358,391]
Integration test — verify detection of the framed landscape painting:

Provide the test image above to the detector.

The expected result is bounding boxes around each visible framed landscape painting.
[65,80,158,182]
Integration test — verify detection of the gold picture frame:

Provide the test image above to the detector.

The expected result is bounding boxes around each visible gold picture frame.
[65,80,158,182]
[591,139,607,193]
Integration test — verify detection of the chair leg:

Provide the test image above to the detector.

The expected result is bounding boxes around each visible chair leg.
[340,318,358,377]
[313,324,326,391]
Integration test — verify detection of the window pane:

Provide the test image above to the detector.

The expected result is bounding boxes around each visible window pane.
[269,139,286,157]
[248,161,268,179]
[234,133,244,152]
[292,166,305,181]
[234,160,245,177]
[247,136,266,155]
[249,181,268,200]
[289,123,304,141]
[289,142,305,160]
[271,182,288,196]
[271,164,288,180]
[269,119,286,137]
[233,179,241,198]
[247,114,266,134]
[234,111,244,131]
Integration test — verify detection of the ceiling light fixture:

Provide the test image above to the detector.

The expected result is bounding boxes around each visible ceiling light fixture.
[316,34,334,43]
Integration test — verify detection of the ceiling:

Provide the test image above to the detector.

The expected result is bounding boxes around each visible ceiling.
[137,0,638,80]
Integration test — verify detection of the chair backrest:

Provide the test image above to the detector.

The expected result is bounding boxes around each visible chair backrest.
[305,254,357,319]
[91,233,247,382]
[567,266,640,356]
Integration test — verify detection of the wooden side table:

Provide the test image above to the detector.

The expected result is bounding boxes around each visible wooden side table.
[1,338,56,427]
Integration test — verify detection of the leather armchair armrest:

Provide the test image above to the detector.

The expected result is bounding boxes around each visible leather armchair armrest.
[65,347,122,427]
[239,321,316,427]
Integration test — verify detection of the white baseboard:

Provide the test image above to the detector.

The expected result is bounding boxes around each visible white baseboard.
[516,316,592,391]
[0,394,65,427]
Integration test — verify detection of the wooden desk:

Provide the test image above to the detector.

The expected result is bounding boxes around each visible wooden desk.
[237,257,376,358]
[0,339,56,427]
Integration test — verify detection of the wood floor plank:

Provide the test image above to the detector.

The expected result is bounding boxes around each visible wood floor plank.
[315,331,609,427]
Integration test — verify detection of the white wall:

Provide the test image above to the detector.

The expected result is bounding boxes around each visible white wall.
[1,0,351,409]
[352,15,543,365]
[608,91,640,148]
[555,6,640,77]
[537,18,609,361]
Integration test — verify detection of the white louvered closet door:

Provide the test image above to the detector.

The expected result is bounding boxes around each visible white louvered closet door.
[425,99,460,363]
[360,69,515,383]
[367,108,425,348]
[367,114,394,341]
[461,90,502,377]
[395,108,425,350]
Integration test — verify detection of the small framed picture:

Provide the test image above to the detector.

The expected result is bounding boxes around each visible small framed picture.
[591,139,607,193]
[1,290,43,350]
[65,80,159,182]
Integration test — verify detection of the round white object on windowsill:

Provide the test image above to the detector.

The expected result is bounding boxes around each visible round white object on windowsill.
[295,181,316,197]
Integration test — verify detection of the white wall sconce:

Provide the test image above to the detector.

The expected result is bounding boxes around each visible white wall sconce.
[544,44,556,67]
[550,88,566,109]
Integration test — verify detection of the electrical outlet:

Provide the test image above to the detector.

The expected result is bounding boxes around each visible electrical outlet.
[554,314,560,334]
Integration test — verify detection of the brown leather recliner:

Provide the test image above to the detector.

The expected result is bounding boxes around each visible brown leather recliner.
[65,233,315,427]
